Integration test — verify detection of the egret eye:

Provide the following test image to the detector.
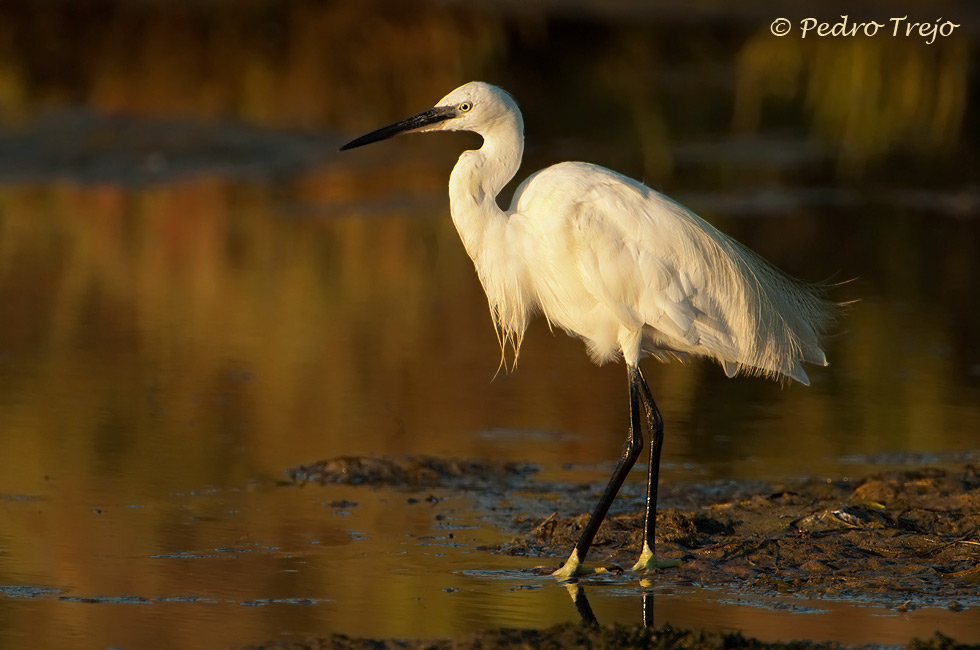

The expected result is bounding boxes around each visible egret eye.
[458,102,472,113]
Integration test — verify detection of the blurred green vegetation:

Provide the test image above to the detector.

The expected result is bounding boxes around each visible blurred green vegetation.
[0,0,503,127]
[734,28,969,173]
[0,1,972,174]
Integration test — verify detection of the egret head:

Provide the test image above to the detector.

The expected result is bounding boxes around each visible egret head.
[340,81,521,150]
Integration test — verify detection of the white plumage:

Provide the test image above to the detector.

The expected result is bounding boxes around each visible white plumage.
[342,81,835,578]
[435,83,832,384]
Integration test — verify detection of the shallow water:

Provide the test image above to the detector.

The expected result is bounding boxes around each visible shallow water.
[1,2,979,649]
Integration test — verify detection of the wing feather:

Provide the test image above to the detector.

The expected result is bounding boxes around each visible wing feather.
[511,161,834,382]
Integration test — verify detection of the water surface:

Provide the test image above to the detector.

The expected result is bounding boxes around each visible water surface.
[0,2,978,648]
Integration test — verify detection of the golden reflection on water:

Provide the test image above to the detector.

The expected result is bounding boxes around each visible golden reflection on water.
[0,1,978,649]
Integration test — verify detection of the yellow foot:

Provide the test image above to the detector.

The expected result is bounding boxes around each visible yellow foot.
[551,548,608,581]
[630,544,681,573]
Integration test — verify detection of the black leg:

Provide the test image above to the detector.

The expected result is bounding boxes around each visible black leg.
[631,365,675,572]
[553,363,646,578]
[637,366,664,561]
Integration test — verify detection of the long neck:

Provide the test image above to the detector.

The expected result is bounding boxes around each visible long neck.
[447,114,523,258]
[447,114,531,363]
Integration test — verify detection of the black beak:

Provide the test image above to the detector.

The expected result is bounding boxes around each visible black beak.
[340,105,457,151]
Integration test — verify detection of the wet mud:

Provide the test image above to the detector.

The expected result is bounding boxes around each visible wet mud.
[235,624,973,650]
[286,456,537,490]
[268,457,980,650]
[501,466,980,608]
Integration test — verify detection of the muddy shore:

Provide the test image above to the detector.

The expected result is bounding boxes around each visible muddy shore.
[250,457,980,650]
[237,626,971,650]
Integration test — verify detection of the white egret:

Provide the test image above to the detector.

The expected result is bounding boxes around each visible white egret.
[341,81,834,579]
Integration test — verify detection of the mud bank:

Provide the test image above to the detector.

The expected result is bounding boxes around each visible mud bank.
[235,625,975,650]
[288,458,980,607]
[271,457,979,649]
[497,466,980,608]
